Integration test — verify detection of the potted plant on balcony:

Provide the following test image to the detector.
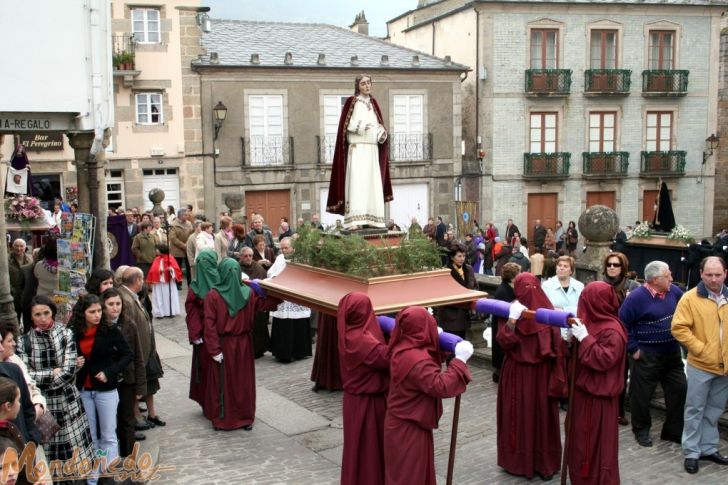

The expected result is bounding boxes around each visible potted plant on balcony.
[113,51,134,71]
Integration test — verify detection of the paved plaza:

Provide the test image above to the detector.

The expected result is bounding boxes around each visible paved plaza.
[140,291,728,484]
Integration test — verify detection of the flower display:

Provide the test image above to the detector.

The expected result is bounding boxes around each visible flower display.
[632,221,652,239]
[668,225,694,244]
[5,195,45,222]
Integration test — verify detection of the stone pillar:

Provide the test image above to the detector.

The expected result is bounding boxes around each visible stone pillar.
[67,131,111,269]
[224,193,245,225]
[714,30,728,233]
[575,205,619,284]
[0,135,19,324]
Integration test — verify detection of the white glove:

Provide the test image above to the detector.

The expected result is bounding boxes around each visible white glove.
[192,338,203,345]
[212,353,224,363]
[508,300,528,321]
[560,327,573,343]
[437,327,444,335]
[454,341,474,363]
[571,320,588,342]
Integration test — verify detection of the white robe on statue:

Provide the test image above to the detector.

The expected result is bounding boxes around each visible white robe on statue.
[344,95,386,229]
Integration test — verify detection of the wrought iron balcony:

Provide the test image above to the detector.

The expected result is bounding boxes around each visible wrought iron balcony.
[525,69,572,96]
[584,69,631,95]
[112,34,136,70]
[523,152,570,179]
[641,70,689,96]
[640,151,687,177]
[242,136,294,167]
[389,133,432,162]
[582,152,629,178]
[316,135,336,164]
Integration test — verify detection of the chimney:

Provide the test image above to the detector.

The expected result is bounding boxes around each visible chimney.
[349,10,369,36]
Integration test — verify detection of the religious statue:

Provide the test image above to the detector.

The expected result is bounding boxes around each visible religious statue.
[326,74,393,229]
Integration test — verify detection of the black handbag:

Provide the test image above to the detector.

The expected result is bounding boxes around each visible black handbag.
[145,349,164,380]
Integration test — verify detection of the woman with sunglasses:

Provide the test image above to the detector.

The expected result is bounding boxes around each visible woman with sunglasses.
[602,252,640,426]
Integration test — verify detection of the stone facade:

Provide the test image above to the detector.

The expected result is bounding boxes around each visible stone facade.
[388,0,726,239]
[715,29,728,234]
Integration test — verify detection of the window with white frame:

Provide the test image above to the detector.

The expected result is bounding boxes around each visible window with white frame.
[135,93,163,124]
[529,112,557,153]
[645,111,672,151]
[392,94,425,160]
[132,8,160,44]
[249,95,284,166]
[322,95,348,163]
[106,169,125,210]
[588,112,616,152]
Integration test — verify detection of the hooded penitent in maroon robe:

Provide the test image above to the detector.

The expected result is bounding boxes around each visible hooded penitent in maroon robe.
[568,282,626,485]
[337,293,390,485]
[202,289,279,430]
[384,307,471,485]
[311,314,342,391]
[185,288,209,407]
[496,272,567,479]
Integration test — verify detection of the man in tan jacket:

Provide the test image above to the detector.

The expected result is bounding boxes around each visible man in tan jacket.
[672,256,728,474]
[168,208,193,285]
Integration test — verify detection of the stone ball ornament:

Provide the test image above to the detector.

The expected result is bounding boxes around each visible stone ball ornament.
[148,188,166,204]
[578,205,619,243]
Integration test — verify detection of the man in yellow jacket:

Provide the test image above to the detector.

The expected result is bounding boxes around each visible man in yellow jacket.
[672,256,728,474]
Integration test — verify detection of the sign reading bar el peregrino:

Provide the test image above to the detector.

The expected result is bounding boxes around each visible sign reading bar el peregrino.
[18,132,64,151]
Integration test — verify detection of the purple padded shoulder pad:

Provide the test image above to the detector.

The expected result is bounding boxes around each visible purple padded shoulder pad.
[534,308,573,329]
[474,298,511,318]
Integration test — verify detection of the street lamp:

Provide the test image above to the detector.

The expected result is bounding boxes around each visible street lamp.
[213,101,227,140]
[702,133,719,164]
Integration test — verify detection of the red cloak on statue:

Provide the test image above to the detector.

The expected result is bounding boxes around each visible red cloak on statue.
[326,95,393,216]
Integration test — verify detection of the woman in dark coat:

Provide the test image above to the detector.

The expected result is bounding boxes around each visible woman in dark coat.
[487,262,521,383]
[337,293,389,485]
[567,282,626,485]
[565,221,579,256]
[496,273,567,481]
[383,307,472,485]
[602,251,640,426]
[185,250,219,407]
[436,243,477,339]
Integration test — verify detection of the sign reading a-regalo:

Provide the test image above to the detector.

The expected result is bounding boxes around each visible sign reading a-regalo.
[0,113,78,133]
[18,133,64,151]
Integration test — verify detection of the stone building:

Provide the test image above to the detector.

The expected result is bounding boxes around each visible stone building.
[388,0,726,240]
[192,19,468,231]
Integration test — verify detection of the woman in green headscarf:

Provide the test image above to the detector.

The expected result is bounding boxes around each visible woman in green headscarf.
[185,249,219,408]
[202,258,280,430]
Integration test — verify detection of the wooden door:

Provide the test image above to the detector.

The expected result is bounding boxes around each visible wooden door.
[245,189,290,236]
[642,190,659,224]
[586,191,616,210]
[527,193,558,250]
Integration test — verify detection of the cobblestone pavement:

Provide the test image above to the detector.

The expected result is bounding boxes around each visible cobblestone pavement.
[144,290,728,484]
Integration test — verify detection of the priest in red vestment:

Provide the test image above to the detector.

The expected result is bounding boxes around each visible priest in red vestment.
[566,281,626,485]
[337,293,390,485]
[384,307,473,485]
[326,74,393,229]
[496,272,567,481]
[202,258,280,430]
[184,250,218,407]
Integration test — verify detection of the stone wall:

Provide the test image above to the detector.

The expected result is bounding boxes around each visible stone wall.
[715,29,728,234]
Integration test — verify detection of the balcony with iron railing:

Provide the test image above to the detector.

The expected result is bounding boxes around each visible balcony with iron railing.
[242,136,294,167]
[316,133,433,164]
[582,152,629,178]
[112,34,139,87]
[641,70,689,96]
[523,152,570,179]
[584,69,631,96]
[525,69,572,96]
[640,150,686,177]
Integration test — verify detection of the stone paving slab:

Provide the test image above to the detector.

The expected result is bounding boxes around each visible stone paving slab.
[257,387,331,436]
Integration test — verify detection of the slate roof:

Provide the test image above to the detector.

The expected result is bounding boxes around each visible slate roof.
[195,19,469,71]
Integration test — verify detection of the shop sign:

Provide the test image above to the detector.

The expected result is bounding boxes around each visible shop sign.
[18,132,64,151]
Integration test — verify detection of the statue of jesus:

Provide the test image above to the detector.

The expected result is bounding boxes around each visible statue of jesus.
[326,74,393,229]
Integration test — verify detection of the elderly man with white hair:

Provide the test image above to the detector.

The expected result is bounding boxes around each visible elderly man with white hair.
[8,238,33,322]
[619,260,687,448]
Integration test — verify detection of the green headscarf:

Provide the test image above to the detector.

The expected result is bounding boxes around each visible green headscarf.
[216,257,250,316]
[190,250,219,299]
